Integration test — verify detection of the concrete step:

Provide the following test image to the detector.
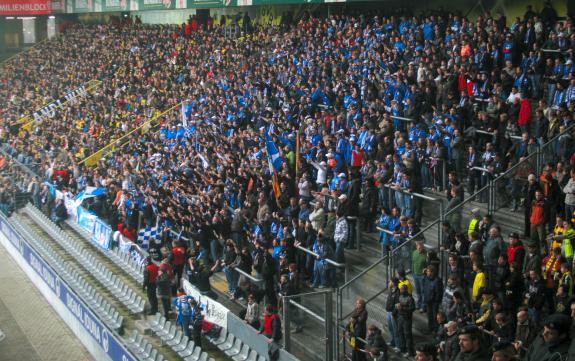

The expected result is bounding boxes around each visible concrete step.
[17,212,184,361]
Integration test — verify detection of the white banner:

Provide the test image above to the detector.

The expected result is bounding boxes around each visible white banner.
[182,279,228,329]
[32,86,88,123]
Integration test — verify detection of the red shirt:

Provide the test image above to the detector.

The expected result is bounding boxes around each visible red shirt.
[145,263,159,285]
[172,246,185,266]
[351,149,364,167]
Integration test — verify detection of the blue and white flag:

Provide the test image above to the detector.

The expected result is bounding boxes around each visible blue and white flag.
[137,226,162,248]
[265,134,283,173]
[181,101,193,128]
[75,187,106,207]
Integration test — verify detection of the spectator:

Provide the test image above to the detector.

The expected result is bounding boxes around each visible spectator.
[259,304,282,345]
[415,342,439,361]
[156,266,172,319]
[364,325,387,361]
[397,283,416,357]
[439,321,459,361]
[490,341,518,361]
[173,288,194,338]
[423,265,444,334]
[472,262,487,303]
[525,270,545,324]
[242,293,260,329]
[142,256,159,315]
[454,325,489,361]
[514,308,537,355]
[51,198,68,228]
[525,313,571,361]
[386,278,402,353]
[412,240,428,312]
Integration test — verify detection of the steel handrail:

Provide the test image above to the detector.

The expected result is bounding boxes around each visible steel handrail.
[295,245,345,269]
[233,267,264,284]
[442,184,489,219]
[382,183,440,202]
[491,122,575,185]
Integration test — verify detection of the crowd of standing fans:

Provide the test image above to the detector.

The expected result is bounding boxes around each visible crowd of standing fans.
[1,2,575,360]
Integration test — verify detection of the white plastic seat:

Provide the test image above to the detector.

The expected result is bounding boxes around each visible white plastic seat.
[233,345,251,361]
[225,339,243,356]
[178,340,195,358]
[218,334,235,351]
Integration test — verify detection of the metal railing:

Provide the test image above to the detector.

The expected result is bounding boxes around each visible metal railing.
[282,290,333,361]
[296,244,348,285]
[234,267,264,286]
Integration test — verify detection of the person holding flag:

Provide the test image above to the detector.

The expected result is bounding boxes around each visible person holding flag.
[265,133,284,203]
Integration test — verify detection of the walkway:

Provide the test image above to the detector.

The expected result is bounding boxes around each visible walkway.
[0,244,93,361]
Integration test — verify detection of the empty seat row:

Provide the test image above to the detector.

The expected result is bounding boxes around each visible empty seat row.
[148,313,215,361]
[9,215,123,332]
[65,216,144,283]
[24,205,145,314]
[208,327,265,361]
[126,330,165,361]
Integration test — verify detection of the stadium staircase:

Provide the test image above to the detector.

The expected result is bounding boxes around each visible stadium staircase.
[9,203,224,361]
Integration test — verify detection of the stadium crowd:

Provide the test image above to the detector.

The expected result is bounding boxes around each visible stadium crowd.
[1,2,575,361]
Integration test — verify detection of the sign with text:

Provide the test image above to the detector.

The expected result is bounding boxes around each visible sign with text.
[77,207,97,235]
[31,86,88,123]
[102,0,129,11]
[0,216,138,361]
[92,218,112,250]
[182,279,229,328]
[73,0,94,12]
[0,0,51,15]
[139,0,175,10]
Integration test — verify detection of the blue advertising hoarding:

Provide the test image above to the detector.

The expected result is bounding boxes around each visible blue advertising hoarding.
[0,216,137,361]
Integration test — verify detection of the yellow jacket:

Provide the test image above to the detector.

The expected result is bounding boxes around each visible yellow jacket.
[467,217,479,238]
[472,272,487,301]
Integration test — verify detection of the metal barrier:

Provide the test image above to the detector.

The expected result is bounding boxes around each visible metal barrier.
[296,244,348,285]
[234,267,264,286]
[283,290,333,361]
[335,254,389,360]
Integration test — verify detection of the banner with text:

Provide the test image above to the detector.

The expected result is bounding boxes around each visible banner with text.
[73,0,94,12]
[139,0,176,10]
[77,206,97,234]
[102,0,129,11]
[92,218,112,250]
[31,85,88,123]
[0,215,138,361]
[182,279,229,328]
[0,0,51,15]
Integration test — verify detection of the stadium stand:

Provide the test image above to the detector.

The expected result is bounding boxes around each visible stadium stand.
[2,2,575,361]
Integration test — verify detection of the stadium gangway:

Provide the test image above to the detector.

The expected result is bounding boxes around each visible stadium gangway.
[79,101,183,167]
